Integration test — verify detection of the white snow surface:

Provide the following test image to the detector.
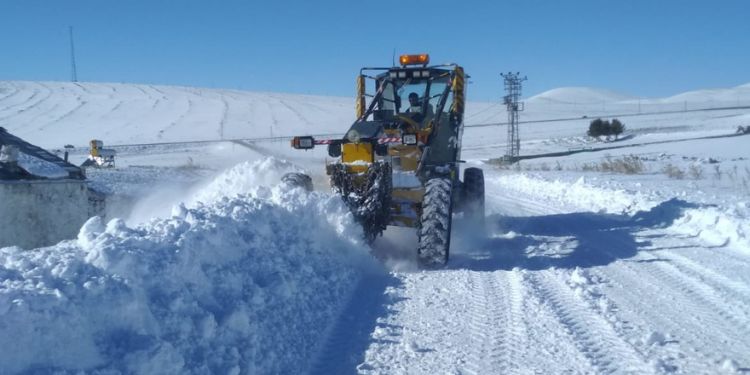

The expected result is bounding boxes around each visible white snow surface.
[2,79,750,374]
[528,86,637,104]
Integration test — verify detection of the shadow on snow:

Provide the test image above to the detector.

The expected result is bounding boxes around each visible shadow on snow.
[307,270,404,375]
[450,198,701,272]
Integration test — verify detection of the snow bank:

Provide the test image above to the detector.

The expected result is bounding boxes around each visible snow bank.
[491,173,750,252]
[0,158,374,374]
[669,204,750,251]
[489,173,658,214]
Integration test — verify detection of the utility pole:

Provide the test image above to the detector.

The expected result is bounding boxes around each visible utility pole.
[69,26,78,82]
[501,72,526,162]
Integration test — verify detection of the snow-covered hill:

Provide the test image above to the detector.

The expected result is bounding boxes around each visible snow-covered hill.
[3,80,750,152]
[1,80,749,374]
[0,81,352,148]
[662,83,750,103]
[527,86,637,104]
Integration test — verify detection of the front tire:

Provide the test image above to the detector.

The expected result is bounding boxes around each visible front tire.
[418,177,453,268]
[357,161,392,243]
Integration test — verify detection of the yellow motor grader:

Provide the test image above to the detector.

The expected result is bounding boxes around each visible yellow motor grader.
[287,54,484,267]
[80,139,116,168]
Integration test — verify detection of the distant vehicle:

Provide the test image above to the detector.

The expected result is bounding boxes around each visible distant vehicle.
[81,139,116,168]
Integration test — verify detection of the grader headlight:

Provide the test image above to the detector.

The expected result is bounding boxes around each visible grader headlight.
[345,129,361,144]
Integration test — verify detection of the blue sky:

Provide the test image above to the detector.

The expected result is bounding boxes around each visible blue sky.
[1,0,749,101]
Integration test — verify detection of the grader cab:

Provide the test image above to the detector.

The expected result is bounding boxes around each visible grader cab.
[288,54,484,267]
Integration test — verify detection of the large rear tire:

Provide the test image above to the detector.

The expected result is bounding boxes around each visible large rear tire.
[418,177,453,268]
[463,167,485,232]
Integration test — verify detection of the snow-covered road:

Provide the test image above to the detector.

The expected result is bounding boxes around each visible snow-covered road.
[328,171,750,374]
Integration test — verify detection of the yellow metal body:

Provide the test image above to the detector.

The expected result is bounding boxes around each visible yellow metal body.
[451,66,465,115]
[356,75,366,119]
[341,143,373,173]
[89,139,102,157]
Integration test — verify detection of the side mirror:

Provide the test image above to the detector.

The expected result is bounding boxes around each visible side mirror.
[291,136,315,150]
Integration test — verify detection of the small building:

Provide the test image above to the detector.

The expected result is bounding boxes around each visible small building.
[0,127,104,249]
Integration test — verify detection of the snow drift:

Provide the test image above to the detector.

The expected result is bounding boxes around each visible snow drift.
[489,173,749,252]
[670,204,750,250]
[488,173,658,215]
[0,158,375,374]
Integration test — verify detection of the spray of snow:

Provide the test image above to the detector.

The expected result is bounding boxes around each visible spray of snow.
[125,157,307,225]
[188,157,306,206]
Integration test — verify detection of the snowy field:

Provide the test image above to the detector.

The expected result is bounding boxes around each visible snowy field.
[1,80,749,374]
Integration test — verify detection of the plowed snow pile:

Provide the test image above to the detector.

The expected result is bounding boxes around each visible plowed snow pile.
[490,173,750,251]
[0,158,374,374]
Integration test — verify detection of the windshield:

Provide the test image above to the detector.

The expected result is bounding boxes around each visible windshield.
[347,121,383,139]
[371,73,451,121]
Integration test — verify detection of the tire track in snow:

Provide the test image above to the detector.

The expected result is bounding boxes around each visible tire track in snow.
[3,85,69,130]
[526,271,653,374]
[463,272,508,375]
[158,98,194,137]
[0,83,50,123]
[463,270,528,375]
[588,260,749,373]
[42,99,87,129]
[270,95,313,126]
[148,85,167,99]
[133,85,150,97]
[502,270,527,372]
[29,101,65,130]
[73,82,91,94]
[658,249,750,303]
[0,83,19,104]
[637,251,750,337]
[651,251,750,326]
[485,172,750,372]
